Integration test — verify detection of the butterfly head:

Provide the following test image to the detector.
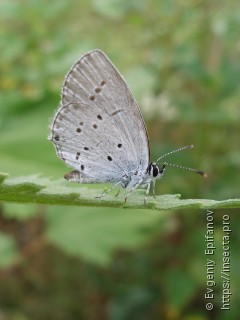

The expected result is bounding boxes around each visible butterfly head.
[147,162,166,180]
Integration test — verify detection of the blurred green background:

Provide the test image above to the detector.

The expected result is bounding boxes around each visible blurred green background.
[0,0,239,319]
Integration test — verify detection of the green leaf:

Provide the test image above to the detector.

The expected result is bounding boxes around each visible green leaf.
[46,206,160,265]
[0,172,240,210]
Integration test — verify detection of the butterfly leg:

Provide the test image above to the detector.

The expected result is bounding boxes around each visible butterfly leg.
[115,188,120,197]
[144,182,151,204]
[124,179,143,202]
[96,181,122,199]
[152,181,156,198]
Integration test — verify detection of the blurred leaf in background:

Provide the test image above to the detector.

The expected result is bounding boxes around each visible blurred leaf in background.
[0,0,240,319]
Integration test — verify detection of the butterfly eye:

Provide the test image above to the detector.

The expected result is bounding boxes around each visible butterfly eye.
[152,166,159,177]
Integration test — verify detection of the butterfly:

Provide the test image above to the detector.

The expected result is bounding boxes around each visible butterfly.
[49,50,206,203]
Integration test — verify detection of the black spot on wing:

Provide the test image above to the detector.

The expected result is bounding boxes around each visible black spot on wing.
[95,87,101,93]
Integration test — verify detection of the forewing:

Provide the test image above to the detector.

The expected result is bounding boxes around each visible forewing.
[50,50,149,183]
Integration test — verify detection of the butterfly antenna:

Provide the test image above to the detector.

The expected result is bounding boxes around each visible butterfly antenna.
[156,145,207,177]
[156,145,194,163]
[160,162,208,178]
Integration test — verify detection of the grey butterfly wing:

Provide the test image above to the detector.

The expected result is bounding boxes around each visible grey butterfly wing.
[61,50,150,164]
[51,102,138,183]
[50,50,149,183]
